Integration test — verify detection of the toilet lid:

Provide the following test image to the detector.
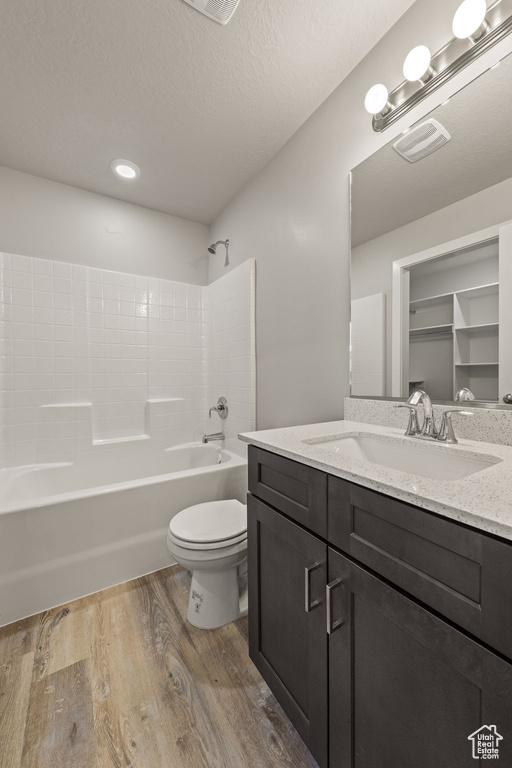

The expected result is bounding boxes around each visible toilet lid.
[169,499,247,544]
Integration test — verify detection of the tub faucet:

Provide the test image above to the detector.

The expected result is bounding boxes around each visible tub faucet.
[407,389,438,438]
[202,432,225,444]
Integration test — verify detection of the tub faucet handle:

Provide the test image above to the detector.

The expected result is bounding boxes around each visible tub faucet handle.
[209,396,228,420]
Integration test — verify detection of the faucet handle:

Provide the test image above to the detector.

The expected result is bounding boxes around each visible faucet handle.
[208,396,228,420]
[437,409,474,444]
[395,404,421,436]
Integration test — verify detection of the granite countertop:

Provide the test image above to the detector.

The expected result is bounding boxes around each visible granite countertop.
[239,420,512,541]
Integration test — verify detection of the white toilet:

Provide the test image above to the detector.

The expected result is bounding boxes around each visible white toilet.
[167,499,248,630]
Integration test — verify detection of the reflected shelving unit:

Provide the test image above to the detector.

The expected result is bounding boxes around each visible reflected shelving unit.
[409,282,499,401]
[453,283,499,401]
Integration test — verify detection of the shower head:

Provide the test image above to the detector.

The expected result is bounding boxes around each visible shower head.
[208,239,229,254]
[207,239,230,266]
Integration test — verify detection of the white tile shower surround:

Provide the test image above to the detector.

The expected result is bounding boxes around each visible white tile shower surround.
[344,397,512,447]
[0,253,255,466]
[206,260,256,444]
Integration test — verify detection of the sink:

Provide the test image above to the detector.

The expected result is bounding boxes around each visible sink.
[303,433,502,481]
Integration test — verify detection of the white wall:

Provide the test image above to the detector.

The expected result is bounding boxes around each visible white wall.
[0,166,209,284]
[208,0,512,430]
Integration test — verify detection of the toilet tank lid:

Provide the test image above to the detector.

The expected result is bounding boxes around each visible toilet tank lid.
[169,499,247,543]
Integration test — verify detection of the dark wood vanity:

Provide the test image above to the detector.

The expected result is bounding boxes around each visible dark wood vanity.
[247,444,512,768]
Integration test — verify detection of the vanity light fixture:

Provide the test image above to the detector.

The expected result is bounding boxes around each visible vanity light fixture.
[403,46,434,83]
[110,159,141,179]
[366,0,512,132]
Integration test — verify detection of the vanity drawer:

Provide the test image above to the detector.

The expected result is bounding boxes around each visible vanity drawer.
[248,446,327,537]
[328,476,512,659]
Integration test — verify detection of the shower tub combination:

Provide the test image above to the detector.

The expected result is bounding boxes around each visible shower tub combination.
[0,443,247,627]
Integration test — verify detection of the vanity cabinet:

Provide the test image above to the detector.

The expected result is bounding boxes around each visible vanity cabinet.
[329,548,512,767]
[247,446,512,768]
[248,494,328,768]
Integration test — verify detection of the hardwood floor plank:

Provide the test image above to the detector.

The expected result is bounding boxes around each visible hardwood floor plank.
[32,597,95,682]
[159,566,317,768]
[21,659,94,768]
[0,651,33,768]
[0,615,37,662]
[90,583,159,768]
[134,569,236,768]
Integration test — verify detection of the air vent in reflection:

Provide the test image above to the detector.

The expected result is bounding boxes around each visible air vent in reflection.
[182,0,241,25]
[393,119,451,163]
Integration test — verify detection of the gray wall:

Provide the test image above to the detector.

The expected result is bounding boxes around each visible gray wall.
[207,0,512,430]
[0,166,209,284]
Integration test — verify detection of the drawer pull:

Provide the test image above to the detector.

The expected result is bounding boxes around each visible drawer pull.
[305,562,322,612]
[326,579,344,634]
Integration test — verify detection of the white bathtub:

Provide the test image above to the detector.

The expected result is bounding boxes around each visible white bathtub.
[0,443,247,627]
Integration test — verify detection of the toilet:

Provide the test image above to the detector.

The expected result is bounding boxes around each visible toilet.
[167,499,248,630]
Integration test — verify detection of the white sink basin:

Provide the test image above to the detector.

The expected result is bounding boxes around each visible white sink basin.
[304,433,502,481]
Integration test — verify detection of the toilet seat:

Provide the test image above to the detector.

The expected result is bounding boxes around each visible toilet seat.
[168,499,247,551]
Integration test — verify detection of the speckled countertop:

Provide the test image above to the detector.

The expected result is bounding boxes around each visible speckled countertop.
[239,420,512,541]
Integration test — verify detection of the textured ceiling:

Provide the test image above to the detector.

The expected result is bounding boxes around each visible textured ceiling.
[352,52,512,246]
[0,0,413,224]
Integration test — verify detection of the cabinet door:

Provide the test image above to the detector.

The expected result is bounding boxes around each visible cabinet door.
[248,494,328,767]
[328,548,512,768]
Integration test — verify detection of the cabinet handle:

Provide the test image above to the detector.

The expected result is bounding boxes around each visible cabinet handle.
[326,579,343,634]
[304,562,322,612]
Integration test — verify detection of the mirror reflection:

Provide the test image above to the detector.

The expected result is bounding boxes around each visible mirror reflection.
[351,53,512,405]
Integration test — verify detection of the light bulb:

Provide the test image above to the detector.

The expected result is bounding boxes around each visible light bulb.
[403,45,433,82]
[110,159,141,179]
[452,0,487,39]
[364,84,389,115]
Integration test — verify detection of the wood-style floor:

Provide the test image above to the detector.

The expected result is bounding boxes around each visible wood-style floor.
[0,565,317,768]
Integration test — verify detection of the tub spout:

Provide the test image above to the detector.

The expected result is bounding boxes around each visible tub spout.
[202,432,225,444]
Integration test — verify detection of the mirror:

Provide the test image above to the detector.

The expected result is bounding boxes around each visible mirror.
[350,53,512,406]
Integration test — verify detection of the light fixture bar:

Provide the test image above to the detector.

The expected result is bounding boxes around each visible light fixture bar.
[372,0,512,132]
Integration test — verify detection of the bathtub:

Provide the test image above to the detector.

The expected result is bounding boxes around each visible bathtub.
[0,443,247,627]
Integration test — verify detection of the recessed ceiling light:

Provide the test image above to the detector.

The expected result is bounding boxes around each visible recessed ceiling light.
[110,159,141,180]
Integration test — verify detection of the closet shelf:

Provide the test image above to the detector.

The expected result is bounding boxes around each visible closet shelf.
[454,323,498,332]
[410,324,453,337]
[409,281,499,311]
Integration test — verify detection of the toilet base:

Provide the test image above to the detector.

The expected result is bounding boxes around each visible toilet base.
[187,565,248,630]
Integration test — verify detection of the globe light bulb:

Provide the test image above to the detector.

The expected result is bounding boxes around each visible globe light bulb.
[403,45,433,82]
[452,0,487,39]
[364,84,389,115]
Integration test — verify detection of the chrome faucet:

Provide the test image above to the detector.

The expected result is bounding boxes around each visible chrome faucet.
[455,387,476,402]
[202,432,225,444]
[397,388,474,444]
[407,389,438,437]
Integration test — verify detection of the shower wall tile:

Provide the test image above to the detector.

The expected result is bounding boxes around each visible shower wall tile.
[205,260,256,443]
[0,253,256,466]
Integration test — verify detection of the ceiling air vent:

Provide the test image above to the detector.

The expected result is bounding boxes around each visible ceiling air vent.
[393,119,451,163]
[182,0,241,25]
